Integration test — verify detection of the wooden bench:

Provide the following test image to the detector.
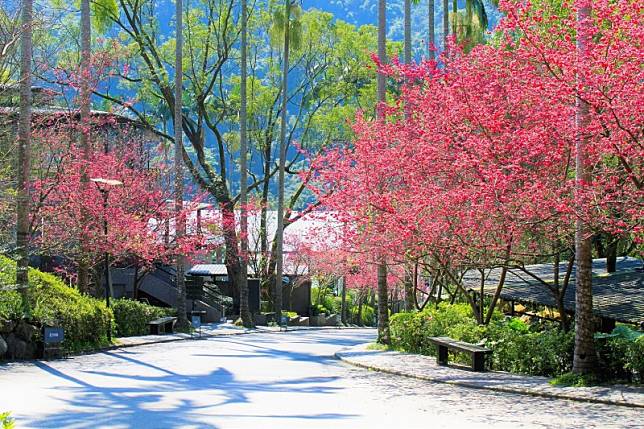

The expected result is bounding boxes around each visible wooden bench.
[428,336,492,372]
[148,317,178,335]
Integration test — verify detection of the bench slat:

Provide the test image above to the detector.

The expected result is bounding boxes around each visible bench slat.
[428,336,491,353]
[148,317,177,325]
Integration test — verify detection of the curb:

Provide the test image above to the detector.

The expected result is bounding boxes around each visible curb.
[106,325,370,351]
[334,350,644,409]
[29,326,372,362]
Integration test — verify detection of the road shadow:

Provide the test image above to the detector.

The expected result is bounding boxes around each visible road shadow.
[25,349,354,428]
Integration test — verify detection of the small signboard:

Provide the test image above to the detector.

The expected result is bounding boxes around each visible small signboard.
[191,315,202,329]
[43,327,64,344]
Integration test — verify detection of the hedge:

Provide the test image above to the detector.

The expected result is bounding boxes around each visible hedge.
[390,302,643,382]
[111,298,175,337]
[0,255,112,353]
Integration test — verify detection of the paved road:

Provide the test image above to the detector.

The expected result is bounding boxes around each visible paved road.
[0,329,640,428]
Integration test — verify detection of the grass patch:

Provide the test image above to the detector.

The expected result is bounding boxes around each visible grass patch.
[367,342,392,351]
[1,411,15,429]
[550,372,599,387]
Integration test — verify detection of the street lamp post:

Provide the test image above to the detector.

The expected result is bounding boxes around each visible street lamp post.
[91,178,123,342]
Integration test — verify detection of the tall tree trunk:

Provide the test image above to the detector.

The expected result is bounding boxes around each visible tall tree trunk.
[605,238,617,273]
[77,0,92,293]
[274,0,292,321]
[16,0,33,302]
[376,0,390,345]
[239,0,253,328]
[465,0,472,40]
[377,261,390,344]
[404,0,411,66]
[573,0,596,375]
[442,0,448,51]
[452,0,457,40]
[340,276,347,324]
[403,263,414,311]
[428,0,435,59]
[174,0,188,330]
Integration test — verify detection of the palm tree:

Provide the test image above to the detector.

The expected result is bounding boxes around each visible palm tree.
[16,0,33,300]
[573,0,596,375]
[273,0,301,321]
[238,0,254,328]
[174,0,188,329]
[376,0,390,345]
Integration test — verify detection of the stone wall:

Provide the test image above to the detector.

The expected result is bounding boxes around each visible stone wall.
[0,319,40,360]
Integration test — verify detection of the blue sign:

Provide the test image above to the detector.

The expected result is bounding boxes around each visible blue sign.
[43,327,64,344]
[191,315,202,329]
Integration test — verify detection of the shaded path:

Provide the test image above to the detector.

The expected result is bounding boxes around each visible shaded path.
[0,329,640,428]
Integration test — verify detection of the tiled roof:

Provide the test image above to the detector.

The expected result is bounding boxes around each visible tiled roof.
[463,257,643,324]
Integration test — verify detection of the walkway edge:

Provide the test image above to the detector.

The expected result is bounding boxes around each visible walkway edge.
[107,326,366,351]
[335,348,644,409]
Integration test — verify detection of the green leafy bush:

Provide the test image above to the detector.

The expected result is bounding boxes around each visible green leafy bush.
[390,304,572,376]
[111,298,175,337]
[550,372,599,387]
[0,412,14,429]
[595,326,644,383]
[0,255,113,354]
[485,321,575,376]
[390,302,643,381]
[390,303,487,354]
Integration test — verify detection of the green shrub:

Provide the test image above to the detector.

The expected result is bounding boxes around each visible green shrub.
[0,412,14,429]
[390,303,482,356]
[485,321,575,376]
[595,326,644,383]
[0,255,112,354]
[389,302,642,382]
[111,298,175,337]
[550,372,599,387]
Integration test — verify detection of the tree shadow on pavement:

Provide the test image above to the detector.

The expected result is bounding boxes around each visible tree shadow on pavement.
[26,349,353,429]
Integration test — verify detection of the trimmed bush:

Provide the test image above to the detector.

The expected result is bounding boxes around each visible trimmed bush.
[111,298,175,337]
[1,411,15,429]
[485,321,575,376]
[390,303,642,381]
[0,255,112,354]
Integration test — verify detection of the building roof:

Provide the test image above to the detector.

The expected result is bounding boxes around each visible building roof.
[187,262,307,277]
[463,257,643,324]
[188,264,250,277]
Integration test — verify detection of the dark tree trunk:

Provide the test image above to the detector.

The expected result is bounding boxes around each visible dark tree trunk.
[377,261,390,344]
[428,0,435,59]
[16,0,33,300]
[573,0,597,375]
[442,0,448,48]
[606,239,617,273]
[340,277,347,324]
[274,0,292,320]
[238,0,253,328]
[174,0,188,330]
[77,0,92,294]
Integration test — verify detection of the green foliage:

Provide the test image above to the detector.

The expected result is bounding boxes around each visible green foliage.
[366,342,391,351]
[550,372,599,387]
[0,412,14,429]
[390,303,643,381]
[485,321,575,376]
[0,255,112,353]
[595,327,644,383]
[111,298,175,337]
